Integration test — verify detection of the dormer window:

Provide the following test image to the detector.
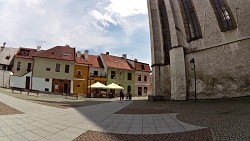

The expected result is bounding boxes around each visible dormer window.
[5,55,10,60]
[63,53,70,56]
[141,64,145,70]
[18,50,30,56]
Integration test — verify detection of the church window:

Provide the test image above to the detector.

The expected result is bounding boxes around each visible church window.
[209,0,237,31]
[179,0,202,41]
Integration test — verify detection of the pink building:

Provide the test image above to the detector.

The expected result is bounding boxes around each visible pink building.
[127,59,152,96]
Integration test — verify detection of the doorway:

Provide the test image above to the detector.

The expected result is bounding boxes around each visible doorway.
[64,83,68,94]
[25,76,30,89]
[138,87,142,96]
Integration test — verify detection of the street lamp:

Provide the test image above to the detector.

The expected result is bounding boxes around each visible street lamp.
[190,58,197,102]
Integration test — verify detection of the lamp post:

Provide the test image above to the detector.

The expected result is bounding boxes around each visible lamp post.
[190,58,196,102]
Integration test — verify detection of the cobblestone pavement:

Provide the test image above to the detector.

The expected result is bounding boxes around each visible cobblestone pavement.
[116,97,250,141]
[0,102,23,115]
[0,91,205,141]
[73,128,213,141]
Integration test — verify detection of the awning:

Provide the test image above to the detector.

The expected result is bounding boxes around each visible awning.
[106,83,124,89]
[88,82,107,89]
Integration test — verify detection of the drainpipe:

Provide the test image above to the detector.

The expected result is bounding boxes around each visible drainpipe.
[86,64,90,97]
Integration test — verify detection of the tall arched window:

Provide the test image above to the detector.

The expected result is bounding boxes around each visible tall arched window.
[158,0,172,65]
[209,0,237,32]
[179,0,202,41]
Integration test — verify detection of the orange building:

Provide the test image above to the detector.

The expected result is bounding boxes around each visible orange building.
[73,51,91,95]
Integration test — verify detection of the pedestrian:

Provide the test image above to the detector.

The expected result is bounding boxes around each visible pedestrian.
[109,92,112,99]
[126,93,129,101]
[119,90,124,101]
[128,92,132,101]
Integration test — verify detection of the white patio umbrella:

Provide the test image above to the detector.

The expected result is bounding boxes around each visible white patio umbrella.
[88,82,107,89]
[106,83,124,90]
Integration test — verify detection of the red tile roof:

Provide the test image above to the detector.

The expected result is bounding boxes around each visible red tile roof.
[134,62,151,72]
[15,48,43,59]
[75,54,91,65]
[87,55,104,68]
[34,46,75,61]
[101,54,133,70]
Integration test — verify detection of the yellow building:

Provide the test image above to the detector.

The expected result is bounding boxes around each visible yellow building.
[74,51,91,95]
[87,54,107,94]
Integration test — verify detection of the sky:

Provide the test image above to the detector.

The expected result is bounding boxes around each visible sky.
[0,0,151,65]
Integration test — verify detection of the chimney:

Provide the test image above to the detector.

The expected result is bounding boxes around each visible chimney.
[106,52,109,55]
[122,54,127,60]
[1,42,6,51]
[76,51,81,58]
[134,58,138,62]
[37,46,41,51]
[84,50,89,60]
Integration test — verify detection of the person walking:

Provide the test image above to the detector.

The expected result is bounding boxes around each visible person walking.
[119,90,124,101]
[128,92,132,101]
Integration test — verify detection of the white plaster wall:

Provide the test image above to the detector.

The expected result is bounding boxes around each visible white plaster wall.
[32,77,52,92]
[10,72,32,89]
[90,68,105,76]
[0,70,12,88]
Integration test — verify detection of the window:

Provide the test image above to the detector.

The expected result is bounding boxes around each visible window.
[55,64,60,72]
[111,71,116,79]
[128,73,132,80]
[45,78,49,82]
[138,75,142,81]
[144,76,147,82]
[77,70,82,76]
[94,71,98,76]
[144,87,148,94]
[45,88,49,91]
[65,65,69,73]
[158,0,172,64]
[27,63,32,72]
[209,0,237,31]
[17,61,21,71]
[120,72,124,80]
[46,68,50,71]
[77,85,80,87]
[141,64,145,70]
[179,0,202,41]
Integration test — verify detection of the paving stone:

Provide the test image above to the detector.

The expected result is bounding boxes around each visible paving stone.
[8,134,29,141]
[45,134,71,141]
[41,126,60,133]
[1,127,16,135]
[56,130,80,139]
[30,128,53,137]
[0,136,11,141]
[10,125,27,133]
[20,131,42,140]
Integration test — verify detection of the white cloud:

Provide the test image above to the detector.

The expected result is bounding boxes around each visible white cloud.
[105,0,148,17]
[0,0,151,64]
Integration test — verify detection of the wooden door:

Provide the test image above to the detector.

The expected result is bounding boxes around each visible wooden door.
[25,76,30,89]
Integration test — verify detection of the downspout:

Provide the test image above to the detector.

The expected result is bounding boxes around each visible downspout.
[30,57,35,91]
[86,64,90,97]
